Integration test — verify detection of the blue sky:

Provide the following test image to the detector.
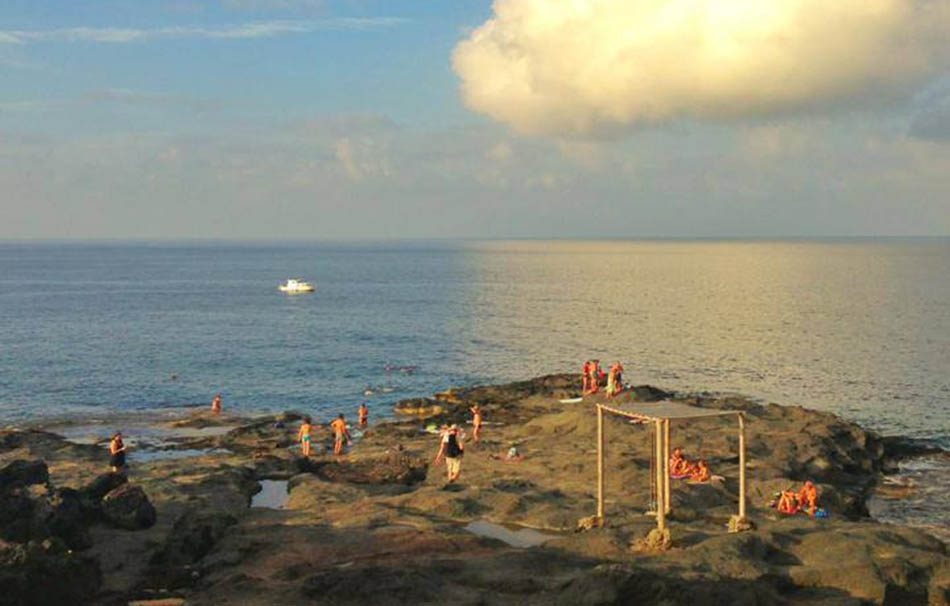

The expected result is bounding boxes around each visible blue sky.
[2,1,949,238]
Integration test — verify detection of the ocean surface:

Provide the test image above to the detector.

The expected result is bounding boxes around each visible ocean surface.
[1,239,948,534]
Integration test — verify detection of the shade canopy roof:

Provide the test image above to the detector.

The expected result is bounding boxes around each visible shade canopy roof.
[597,400,741,421]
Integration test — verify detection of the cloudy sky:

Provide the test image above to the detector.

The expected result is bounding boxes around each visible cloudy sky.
[2,0,949,239]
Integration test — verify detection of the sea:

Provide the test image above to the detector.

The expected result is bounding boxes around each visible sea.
[1,239,948,537]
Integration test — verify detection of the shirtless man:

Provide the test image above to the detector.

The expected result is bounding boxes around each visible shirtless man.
[434,424,464,483]
[331,414,350,455]
[358,403,369,428]
[210,394,222,414]
[297,417,313,457]
[469,405,483,442]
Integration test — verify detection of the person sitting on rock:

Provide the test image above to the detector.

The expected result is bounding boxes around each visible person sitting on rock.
[490,445,524,462]
[330,414,350,456]
[297,417,313,457]
[670,447,691,478]
[775,489,799,514]
[798,480,818,517]
[109,432,127,473]
[688,459,711,483]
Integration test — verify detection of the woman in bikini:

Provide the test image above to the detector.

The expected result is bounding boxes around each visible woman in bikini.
[297,418,313,457]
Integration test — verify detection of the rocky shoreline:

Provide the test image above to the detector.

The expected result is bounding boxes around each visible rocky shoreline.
[2,374,948,605]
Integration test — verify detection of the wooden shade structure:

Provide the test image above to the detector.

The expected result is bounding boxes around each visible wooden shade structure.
[595,400,747,532]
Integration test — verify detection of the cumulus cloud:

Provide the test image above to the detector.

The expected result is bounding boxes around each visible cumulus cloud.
[453,0,950,136]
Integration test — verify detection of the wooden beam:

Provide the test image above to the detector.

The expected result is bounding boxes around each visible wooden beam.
[738,413,746,520]
[663,418,671,514]
[655,418,666,531]
[597,405,605,521]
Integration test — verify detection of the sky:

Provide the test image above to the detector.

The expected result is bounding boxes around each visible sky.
[1,0,949,239]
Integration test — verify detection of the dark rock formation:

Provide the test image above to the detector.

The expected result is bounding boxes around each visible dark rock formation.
[0,460,48,491]
[100,484,156,530]
[297,452,428,485]
[81,472,128,504]
[0,538,101,606]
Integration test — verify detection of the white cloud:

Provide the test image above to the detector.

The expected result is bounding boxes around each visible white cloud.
[453,0,950,137]
[0,18,406,44]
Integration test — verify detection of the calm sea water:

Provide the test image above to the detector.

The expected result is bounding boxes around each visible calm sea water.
[2,239,948,536]
[1,239,948,444]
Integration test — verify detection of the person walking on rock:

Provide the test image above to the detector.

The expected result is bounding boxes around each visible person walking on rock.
[434,424,464,484]
[210,394,222,414]
[331,414,350,455]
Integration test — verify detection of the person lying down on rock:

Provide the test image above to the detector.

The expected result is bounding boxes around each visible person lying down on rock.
[489,446,524,462]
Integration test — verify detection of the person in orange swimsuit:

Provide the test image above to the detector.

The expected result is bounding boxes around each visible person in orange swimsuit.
[358,403,369,428]
[588,360,601,394]
[610,361,624,396]
[210,394,222,414]
[776,489,799,514]
[330,414,350,455]
[689,459,711,483]
[581,361,591,394]
[798,480,818,517]
[670,447,690,477]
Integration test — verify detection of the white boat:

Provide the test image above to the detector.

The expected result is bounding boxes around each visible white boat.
[278,278,315,294]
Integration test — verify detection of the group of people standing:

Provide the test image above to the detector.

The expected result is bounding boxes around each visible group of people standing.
[297,403,371,457]
[581,360,625,398]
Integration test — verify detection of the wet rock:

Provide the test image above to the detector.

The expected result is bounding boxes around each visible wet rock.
[0,460,48,491]
[81,472,128,504]
[392,398,443,417]
[100,484,156,530]
[0,538,101,606]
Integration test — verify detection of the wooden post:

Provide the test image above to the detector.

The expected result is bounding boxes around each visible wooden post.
[654,418,666,531]
[663,419,671,514]
[597,405,605,522]
[738,413,746,520]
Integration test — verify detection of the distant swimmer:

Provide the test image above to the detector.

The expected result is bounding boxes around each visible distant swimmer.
[358,403,369,428]
[434,424,464,483]
[109,432,127,473]
[210,394,222,414]
[331,414,350,455]
[297,417,313,457]
[469,404,483,442]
